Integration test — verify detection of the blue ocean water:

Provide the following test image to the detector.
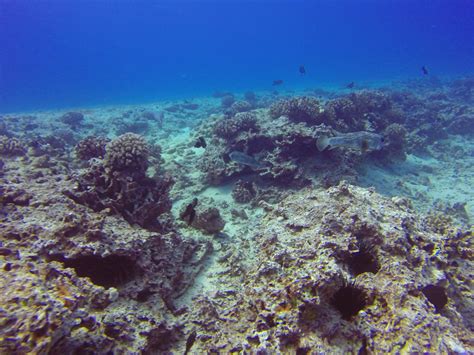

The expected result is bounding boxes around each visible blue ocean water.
[1,0,473,112]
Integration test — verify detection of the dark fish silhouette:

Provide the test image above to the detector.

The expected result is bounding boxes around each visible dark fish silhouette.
[299,65,306,75]
[346,82,355,89]
[422,66,429,75]
[180,198,198,225]
[194,136,207,148]
[272,79,284,86]
[184,330,197,355]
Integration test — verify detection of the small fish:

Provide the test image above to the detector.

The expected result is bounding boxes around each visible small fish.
[299,65,306,75]
[272,79,284,86]
[180,198,198,225]
[229,151,264,169]
[184,330,197,355]
[316,131,385,152]
[346,82,355,89]
[421,66,429,75]
[194,136,207,148]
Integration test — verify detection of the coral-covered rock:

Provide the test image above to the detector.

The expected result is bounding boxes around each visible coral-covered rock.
[269,96,322,124]
[232,180,257,203]
[214,112,259,139]
[230,100,253,114]
[104,133,149,173]
[75,136,110,161]
[322,90,398,132]
[0,135,26,156]
[184,184,472,353]
[193,207,225,234]
[375,123,408,162]
[65,161,173,231]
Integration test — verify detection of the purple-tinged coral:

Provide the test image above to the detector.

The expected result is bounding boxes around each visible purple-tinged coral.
[104,133,149,173]
[0,135,26,156]
[75,136,110,161]
[214,112,259,139]
[65,163,174,231]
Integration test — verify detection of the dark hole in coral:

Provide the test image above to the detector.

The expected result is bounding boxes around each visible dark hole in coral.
[422,243,435,253]
[422,285,448,312]
[104,323,122,339]
[331,282,368,320]
[51,254,137,288]
[143,324,180,353]
[296,347,311,355]
[261,313,276,328]
[279,331,300,347]
[246,335,260,346]
[347,243,380,276]
[4,263,12,271]
[136,288,155,302]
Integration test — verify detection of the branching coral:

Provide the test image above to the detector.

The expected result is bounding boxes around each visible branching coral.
[66,133,172,231]
[269,96,322,124]
[214,112,259,139]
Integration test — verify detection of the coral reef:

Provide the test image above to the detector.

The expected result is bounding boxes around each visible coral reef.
[104,133,149,173]
[269,96,322,124]
[214,112,259,139]
[75,136,110,161]
[0,135,26,156]
[232,180,258,203]
[182,183,472,353]
[192,206,226,234]
[0,140,210,353]
[1,77,473,354]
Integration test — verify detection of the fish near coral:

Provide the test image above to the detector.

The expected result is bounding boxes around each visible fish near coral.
[180,198,198,225]
[316,131,385,152]
[229,151,265,169]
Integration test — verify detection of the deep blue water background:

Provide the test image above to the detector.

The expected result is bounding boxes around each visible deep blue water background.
[1,0,473,112]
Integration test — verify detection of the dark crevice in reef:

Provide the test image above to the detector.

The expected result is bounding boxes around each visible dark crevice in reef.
[347,241,381,276]
[331,282,369,321]
[422,284,448,312]
[49,254,138,288]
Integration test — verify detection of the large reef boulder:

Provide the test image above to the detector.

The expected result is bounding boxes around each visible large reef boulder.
[184,183,472,353]
[0,140,211,354]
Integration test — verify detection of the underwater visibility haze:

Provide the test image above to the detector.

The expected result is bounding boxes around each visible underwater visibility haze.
[0,0,473,353]
[1,0,474,110]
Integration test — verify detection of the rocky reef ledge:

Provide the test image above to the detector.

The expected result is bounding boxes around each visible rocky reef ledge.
[0,142,471,353]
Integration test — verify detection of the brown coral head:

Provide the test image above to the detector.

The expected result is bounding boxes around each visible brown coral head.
[104,133,149,173]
